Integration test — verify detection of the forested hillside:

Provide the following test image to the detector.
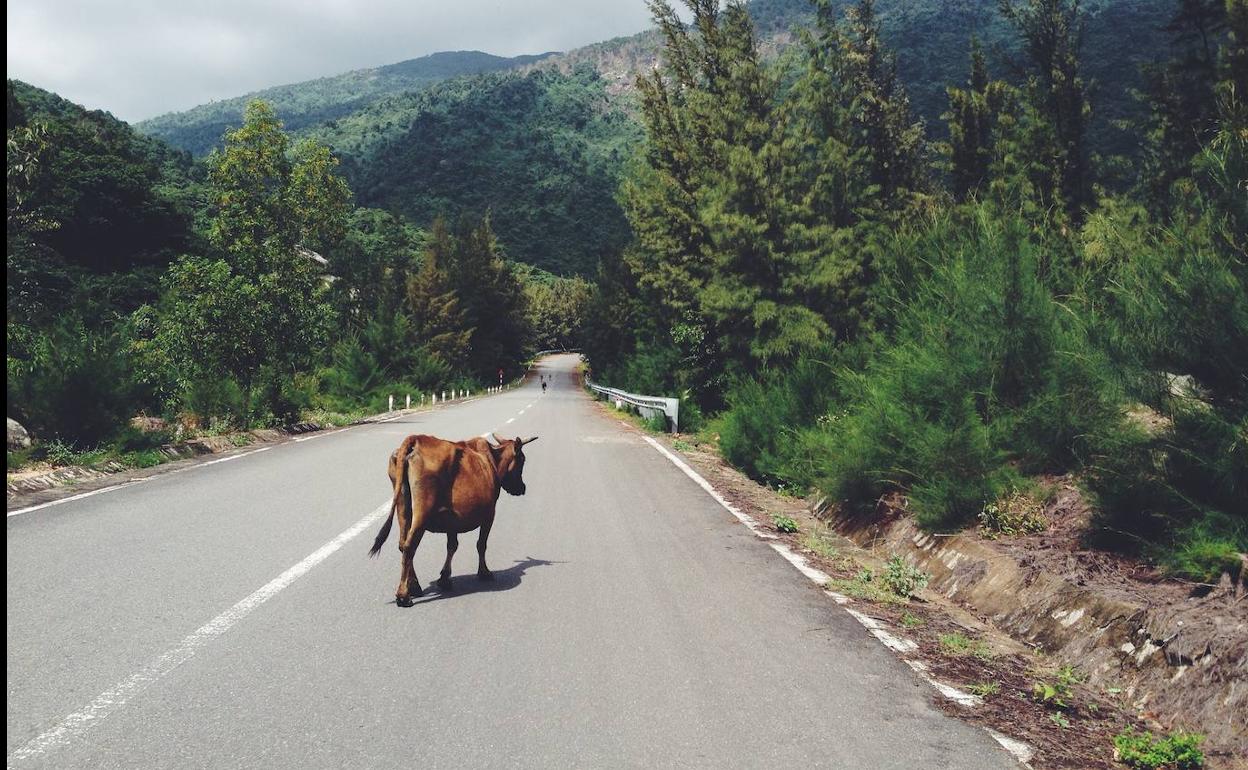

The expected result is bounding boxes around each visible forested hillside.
[530,0,1175,159]
[127,0,1178,282]
[8,81,588,464]
[137,50,556,156]
[339,67,641,276]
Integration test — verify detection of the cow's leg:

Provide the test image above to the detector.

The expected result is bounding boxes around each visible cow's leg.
[476,521,495,581]
[437,532,458,590]
[397,460,436,606]
[396,528,425,606]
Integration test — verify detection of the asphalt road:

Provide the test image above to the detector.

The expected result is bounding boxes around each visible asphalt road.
[7,354,1018,769]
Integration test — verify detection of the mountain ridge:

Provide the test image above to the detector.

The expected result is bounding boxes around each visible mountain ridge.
[136,49,559,156]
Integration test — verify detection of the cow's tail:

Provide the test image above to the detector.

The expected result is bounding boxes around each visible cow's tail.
[370,436,417,557]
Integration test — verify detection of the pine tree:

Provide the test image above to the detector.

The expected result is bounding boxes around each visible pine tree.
[1140,0,1229,204]
[406,217,470,369]
[999,0,1093,223]
[448,214,528,380]
[844,0,927,206]
[944,39,1015,200]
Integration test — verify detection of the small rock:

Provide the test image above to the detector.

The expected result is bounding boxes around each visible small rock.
[7,417,32,450]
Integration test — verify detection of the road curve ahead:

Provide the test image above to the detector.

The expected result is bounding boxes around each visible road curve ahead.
[7,354,1018,769]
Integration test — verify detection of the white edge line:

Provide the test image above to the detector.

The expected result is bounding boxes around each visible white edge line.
[637,432,1033,765]
[844,607,919,654]
[640,436,774,540]
[12,438,307,518]
[505,418,515,424]
[986,729,1036,767]
[7,478,152,517]
[7,500,391,766]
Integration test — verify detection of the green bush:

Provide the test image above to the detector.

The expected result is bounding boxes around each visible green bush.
[7,318,139,446]
[882,555,930,598]
[772,514,799,533]
[642,411,669,433]
[800,208,1117,529]
[112,425,175,452]
[1113,728,1205,769]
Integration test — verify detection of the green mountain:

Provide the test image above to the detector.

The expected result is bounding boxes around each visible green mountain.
[326,67,641,277]
[530,0,1173,156]
[128,0,1178,277]
[7,79,199,288]
[136,50,557,157]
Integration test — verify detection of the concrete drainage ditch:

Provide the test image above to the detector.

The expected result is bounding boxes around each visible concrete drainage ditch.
[809,498,1247,756]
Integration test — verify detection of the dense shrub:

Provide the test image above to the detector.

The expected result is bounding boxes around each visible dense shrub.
[7,318,138,446]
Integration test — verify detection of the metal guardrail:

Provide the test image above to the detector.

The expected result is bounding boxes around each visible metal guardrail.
[585,379,680,433]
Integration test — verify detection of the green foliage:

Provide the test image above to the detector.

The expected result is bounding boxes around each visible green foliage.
[150,101,345,419]
[137,51,556,157]
[900,611,924,628]
[967,682,1001,697]
[6,316,136,446]
[882,555,930,598]
[523,270,593,351]
[1031,665,1082,710]
[772,514,800,533]
[1113,728,1206,769]
[978,489,1048,538]
[641,411,670,433]
[939,631,995,661]
[351,67,638,276]
[112,424,175,452]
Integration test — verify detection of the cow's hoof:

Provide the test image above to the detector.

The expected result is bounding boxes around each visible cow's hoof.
[396,595,414,607]
[477,570,495,582]
[436,575,453,590]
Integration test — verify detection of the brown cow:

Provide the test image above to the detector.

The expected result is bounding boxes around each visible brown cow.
[369,433,537,606]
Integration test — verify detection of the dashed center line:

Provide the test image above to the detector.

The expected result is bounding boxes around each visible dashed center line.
[7,499,392,765]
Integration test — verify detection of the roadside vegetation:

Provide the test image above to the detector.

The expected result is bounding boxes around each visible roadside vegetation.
[7,88,589,473]
[581,0,1247,584]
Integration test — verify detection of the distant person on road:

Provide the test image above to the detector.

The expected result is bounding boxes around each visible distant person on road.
[542,380,548,393]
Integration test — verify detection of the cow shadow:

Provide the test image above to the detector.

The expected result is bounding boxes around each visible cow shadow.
[395,556,564,607]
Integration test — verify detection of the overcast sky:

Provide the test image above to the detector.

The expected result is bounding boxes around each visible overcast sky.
[7,0,669,123]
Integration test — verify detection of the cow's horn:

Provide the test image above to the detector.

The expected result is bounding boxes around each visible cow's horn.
[488,432,502,447]
[521,436,539,445]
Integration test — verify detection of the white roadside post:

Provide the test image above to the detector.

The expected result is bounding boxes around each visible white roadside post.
[442,391,447,401]
[388,395,394,412]
[405,394,410,410]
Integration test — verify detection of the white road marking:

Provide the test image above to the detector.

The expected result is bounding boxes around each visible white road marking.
[769,542,831,584]
[7,478,153,518]
[845,608,918,654]
[640,436,775,539]
[505,418,515,424]
[986,729,1036,767]
[199,446,268,467]
[293,428,346,443]
[6,499,391,766]
[637,431,1033,763]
